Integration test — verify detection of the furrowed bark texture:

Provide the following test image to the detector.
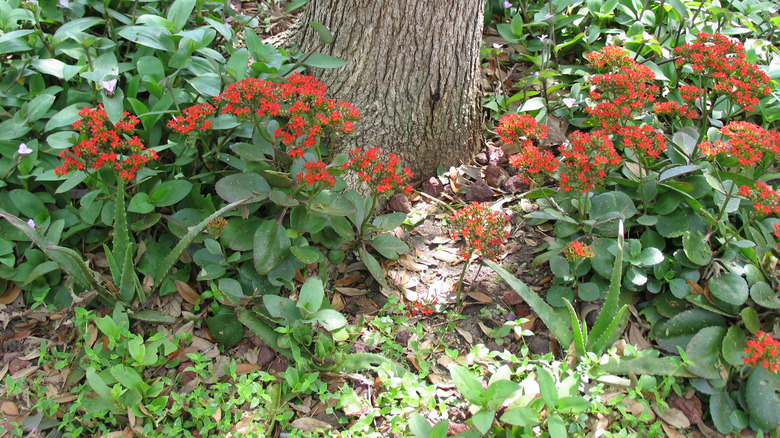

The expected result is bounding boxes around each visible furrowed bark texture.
[293,0,484,179]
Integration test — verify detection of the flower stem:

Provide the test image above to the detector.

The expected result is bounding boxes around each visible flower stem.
[455,252,474,307]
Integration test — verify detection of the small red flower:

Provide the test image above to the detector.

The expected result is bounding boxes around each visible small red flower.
[342,148,413,197]
[744,331,780,373]
[449,202,509,261]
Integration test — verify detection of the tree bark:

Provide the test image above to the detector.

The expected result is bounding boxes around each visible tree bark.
[292,0,484,179]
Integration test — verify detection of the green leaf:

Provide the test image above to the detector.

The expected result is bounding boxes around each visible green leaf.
[207,311,244,347]
[166,0,196,32]
[86,368,113,402]
[682,230,712,266]
[268,190,299,207]
[590,220,624,347]
[536,366,558,407]
[577,282,601,301]
[655,208,689,238]
[750,281,780,309]
[238,308,291,358]
[189,73,222,97]
[741,307,760,334]
[721,325,746,367]
[253,220,291,275]
[450,365,485,405]
[298,277,324,314]
[634,247,664,267]
[128,193,155,214]
[310,309,347,331]
[149,180,193,207]
[371,234,408,260]
[471,409,495,435]
[308,22,334,44]
[215,173,270,204]
[26,94,55,122]
[655,309,726,353]
[359,248,387,288]
[500,407,540,427]
[371,212,407,232]
[484,259,572,347]
[709,272,748,306]
[303,53,347,69]
[548,414,568,438]
[563,299,586,357]
[710,389,736,434]
[154,198,248,291]
[290,246,322,264]
[130,310,176,324]
[746,367,780,430]
[102,88,124,126]
[110,365,146,392]
[227,48,249,80]
[118,25,175,51]
[549,255,572,280]
[685,326,726,379]
[408,413,432,438]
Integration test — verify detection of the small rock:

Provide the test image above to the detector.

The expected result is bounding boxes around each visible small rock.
[3,352,20,364]
[388,193,412,213]
[474,151,489,165]
[395,329,412,346]
[269,356,289,374]
[422,177,443,198]
[526,334,551,355]
[465,179,493,202]
[487,145,505,165]
[486,341,502,352]
[502,175,528,194]
[448,423,471,436]
[514,303,530,318]
[485,164,508,188]
[506,312,516,321]
[257,345,274,366]
[177,362,196,386]
[503,291,523,306]
[8,359,29,375]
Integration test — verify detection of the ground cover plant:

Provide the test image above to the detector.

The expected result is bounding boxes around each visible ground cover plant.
[1,0,779,436]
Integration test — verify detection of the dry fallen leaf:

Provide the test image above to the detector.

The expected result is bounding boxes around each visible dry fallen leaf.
[290,417,333,432]
[0,285,21,305]
[432,249,460,264]
[331,292,345,311]
[455,327,473,344]
[335,287,368,297]
[652,404,690,429]
[661,421,687,438]
[1,401,19,416]
[467,291,493,304]
[333,274,362,286]
[174,280,201,305]
[235,363,263,376]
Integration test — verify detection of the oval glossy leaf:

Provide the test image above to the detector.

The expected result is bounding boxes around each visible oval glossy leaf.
[290,246,322,264]
[750,281,780,309]
[298,277,324,314]
[709,389,736,434]
[709,273,748,306]
[683,230,712,266]
[746,367,780,430]
[721,325,746,367]
[310,309,347,331]
[206,312,244,347]
[216,173,270,204]
[149,180,193,207]
[253,220,290,275]
[685,326,726,379]
[655,309,726,353]
[371,234,409,260]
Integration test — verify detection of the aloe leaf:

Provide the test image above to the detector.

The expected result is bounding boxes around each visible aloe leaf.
[113,180,130,278]
[590,220,624,342]
[484,259,572,347]
[118,243,136,303]
[589,304,628,354]
[237,307,292,359]
[563,299,586,357]
[339,352,409,377]
[0,211,103,293]
[594,355,696,377]
[153,198,248,291]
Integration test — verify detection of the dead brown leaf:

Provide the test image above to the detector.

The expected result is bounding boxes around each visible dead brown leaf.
[668,393,703,425]
[0,285,21,305]
[398,254,429,271]
[174,280,201,305]
[333,275,362,287]
[455,327,473,344]
[432,249,460,264]
[467,291,493,304]
[652,404,690,429]
[661,421,687,438]
[335,287,368,297]
[1,401,18,416]
[290,417,333,432]
[11,330,31,341]
[628,324,654,350]
[235,363,263,376]
[331,293,345,311]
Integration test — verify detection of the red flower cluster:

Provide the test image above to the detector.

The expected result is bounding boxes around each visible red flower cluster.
[563,240,595,262]
[449,202,510,261]
[585,47,659,130]
[207,217,228,237]
[743,331,780,372]
[653,101,698,119]
[700,122,780,167]
[296,160,335,188]
[675,33,771,112]
[739,182,780,216]
[342,148,413,195]
[405,297,438,317]
[615,124,666,161]
[508,145,559,184]
[168,103,215,134]
[558,131,621,192]
[212,73,360,158]
[496,113,548,148]
[54,106,158,182]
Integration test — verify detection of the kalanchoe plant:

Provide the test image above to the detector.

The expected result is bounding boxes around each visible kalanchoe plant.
[743,331,780,373]
[449,202,510,306]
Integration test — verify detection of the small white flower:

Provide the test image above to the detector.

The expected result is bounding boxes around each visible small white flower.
[101,78,117,95]
[544,13,554,20]
[539,34,549,44]
[58,0,69,7]
[27,219,36,228]
[492,42,503,49]
[17,143,33,155]
[503,1,512,8]
[562,97,576,108]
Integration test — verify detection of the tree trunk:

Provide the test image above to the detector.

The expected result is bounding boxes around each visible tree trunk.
[292,0,484,180]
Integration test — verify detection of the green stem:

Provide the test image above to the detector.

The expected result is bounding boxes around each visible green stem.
[455,252,474,307]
